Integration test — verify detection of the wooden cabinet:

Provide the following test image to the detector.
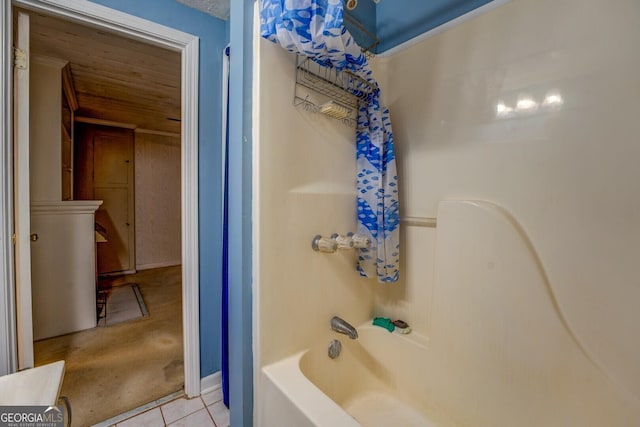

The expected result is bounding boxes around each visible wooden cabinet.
[29,58,99,339]
[31,201,102,340]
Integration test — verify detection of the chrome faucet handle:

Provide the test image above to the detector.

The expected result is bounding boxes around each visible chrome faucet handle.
[312,235,337,253]
[330,233,354,249]
[347,232,371,249]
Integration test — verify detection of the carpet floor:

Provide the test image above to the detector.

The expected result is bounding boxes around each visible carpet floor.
[98,283,148,327]
[34,266,184,427]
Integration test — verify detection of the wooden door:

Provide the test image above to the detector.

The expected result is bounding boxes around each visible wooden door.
[13,11,34,369]
[92,128,135,274]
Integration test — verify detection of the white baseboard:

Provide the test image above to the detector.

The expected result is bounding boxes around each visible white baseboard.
[201,371,222,395]
[136,261,181,271]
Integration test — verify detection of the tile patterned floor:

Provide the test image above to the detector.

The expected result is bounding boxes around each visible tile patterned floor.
[107,389,229,427]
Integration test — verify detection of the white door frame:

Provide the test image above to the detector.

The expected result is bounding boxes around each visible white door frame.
[1,0,201,396]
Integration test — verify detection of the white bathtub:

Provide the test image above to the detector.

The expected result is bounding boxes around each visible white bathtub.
[261,325,453,427]
[260,201,640,426]
[262,318,637,427]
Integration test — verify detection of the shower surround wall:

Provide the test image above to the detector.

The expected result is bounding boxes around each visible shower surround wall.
[371,0,640,407]
[255,40,375,420]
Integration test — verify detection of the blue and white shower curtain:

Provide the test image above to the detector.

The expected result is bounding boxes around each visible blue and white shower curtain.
[260,0,400,283]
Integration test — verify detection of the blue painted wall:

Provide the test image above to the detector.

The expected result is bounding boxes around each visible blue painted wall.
[88,0,228,379]
[375,0,493,52]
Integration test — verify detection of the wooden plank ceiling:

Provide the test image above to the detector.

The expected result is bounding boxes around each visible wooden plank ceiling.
[26,10,181,134]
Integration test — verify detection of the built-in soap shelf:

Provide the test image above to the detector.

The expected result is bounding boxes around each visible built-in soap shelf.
[311,232,371,253]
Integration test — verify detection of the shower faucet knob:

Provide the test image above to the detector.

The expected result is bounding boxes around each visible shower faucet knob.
[312,235,338,253]
[347,232,371,249]
[331,233,354,249]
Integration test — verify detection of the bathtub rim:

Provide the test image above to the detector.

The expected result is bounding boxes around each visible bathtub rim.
[262,349,361,426]
[261,324,432,427]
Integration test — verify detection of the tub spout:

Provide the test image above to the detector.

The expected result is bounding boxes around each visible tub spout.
[330,316,358,339]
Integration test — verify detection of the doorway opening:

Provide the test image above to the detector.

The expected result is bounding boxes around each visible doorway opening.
[8,0,201,424]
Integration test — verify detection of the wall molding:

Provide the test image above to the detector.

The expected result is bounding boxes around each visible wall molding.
[3,0,201,397]
[201,371,223,395]
[135,128,181,138]
[136,261,181,271]
[31,200,102,215]
[75,116,137,129]
[74,120,183,137]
